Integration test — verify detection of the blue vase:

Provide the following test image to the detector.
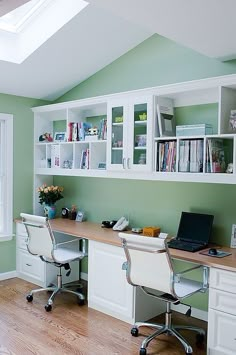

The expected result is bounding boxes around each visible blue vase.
[44,204,56,219]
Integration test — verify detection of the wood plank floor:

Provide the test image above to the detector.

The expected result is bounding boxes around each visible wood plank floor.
[0,278,207,354]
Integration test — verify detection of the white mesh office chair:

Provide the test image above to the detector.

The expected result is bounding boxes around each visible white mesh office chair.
[21,213,86,312]
[119,233,209,355]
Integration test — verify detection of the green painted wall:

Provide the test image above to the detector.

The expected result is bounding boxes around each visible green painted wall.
[54,34,236,311]
[0,94,48,273]
[57,34,236,102]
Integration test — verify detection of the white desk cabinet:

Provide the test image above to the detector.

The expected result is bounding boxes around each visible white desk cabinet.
[88,240,165,324]
[208,267,236,354]
[16,223,80,287]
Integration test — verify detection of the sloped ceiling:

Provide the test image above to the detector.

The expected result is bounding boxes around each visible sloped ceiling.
[0,0,236,100]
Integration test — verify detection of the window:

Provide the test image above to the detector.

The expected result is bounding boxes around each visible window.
[0,113,13,240]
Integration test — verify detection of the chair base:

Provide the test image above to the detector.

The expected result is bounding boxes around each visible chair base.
[131,303,205,355]
[26,270,85,311]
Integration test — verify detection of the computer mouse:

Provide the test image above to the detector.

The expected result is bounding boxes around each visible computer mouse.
[208,248,217,256]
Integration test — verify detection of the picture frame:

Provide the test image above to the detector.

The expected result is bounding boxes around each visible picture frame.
[98,162,106,170]
[54,132,66,142]
[76,210,85,222]
[157,97,176,137]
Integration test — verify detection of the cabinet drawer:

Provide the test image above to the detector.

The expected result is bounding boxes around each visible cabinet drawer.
[16,222,27,237]
[210,268,236,293]
[209,288,236,316]
[18,250,44,282]
[208,309,236,355]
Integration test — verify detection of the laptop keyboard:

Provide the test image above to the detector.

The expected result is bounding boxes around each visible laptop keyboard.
[168,240,203,252]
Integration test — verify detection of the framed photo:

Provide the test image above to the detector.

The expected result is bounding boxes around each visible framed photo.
[135,134,147,147]
[98,162,106,170]
[54,132,66,142]
[76,211,85,222]
[157,97,176,137]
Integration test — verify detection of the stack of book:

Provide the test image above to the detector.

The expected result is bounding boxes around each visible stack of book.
[179,139,203,173]
[98,118,107,140]
[80,149,89,169]
[158,141,176,172]
[67,118,107,142]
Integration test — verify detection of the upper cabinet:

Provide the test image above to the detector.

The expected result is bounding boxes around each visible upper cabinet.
[106,96,153,172]
[34,99,108,176]
[32,74,236,185]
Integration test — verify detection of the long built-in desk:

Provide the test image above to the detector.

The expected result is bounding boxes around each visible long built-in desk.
[16,218,236,354]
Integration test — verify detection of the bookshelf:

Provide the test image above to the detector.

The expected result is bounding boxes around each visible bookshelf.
[33,73,236,213]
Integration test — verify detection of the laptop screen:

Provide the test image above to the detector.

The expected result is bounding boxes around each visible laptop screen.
[177,212,214,244]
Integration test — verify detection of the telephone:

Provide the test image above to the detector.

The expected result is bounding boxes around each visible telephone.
[112,216,129,231]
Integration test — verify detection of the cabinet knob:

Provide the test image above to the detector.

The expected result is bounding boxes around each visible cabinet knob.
[26,263,32,267]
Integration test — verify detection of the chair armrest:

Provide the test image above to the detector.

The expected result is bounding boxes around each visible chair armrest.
[55,238,87,256]
[56,239,80,247]
[175,265,209,291]
[175,264,203,276]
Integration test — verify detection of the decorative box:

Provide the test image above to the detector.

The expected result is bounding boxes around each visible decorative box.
[143,226,161,237]
[176,124,213,136]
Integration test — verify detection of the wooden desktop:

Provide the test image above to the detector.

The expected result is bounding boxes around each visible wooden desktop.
[49,218,236,273]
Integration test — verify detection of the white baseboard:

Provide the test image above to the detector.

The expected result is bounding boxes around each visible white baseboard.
[80,272,88,281]
[0,270,17,281]
[172,303,208,322]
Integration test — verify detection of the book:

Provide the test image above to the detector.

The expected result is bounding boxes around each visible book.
[51,144,60,168]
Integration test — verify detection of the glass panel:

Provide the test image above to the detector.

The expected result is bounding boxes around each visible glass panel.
[133,103,147,165]
[111,106,123,165]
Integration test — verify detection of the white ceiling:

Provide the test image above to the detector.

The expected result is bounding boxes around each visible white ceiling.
[0,0,236,101]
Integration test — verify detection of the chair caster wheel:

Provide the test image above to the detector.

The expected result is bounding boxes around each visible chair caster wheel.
[78,298,85,306]
[131,327,139,337]
[45,304,52,312]
[140,348,146,355]
[26,294,33,302]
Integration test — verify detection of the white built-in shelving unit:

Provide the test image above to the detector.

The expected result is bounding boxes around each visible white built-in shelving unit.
[32,74,236,212]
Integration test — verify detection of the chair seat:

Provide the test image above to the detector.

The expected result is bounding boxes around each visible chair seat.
[53,248,85,263]
[174,278,203,298]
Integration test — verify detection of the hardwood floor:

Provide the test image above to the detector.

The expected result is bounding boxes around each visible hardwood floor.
[0,278,207,354]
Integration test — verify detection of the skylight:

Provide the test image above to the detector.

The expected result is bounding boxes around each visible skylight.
[0,0,48,33]
[0,0,89,63]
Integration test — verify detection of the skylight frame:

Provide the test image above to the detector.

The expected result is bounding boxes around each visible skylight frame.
[0,0,50,33]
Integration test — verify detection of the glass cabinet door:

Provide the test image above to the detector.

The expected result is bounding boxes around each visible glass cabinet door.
[132,103,148,167]
[107,102,127,170]
[111,106,124,165]
[107,97,152,171]
[128,97,153,171]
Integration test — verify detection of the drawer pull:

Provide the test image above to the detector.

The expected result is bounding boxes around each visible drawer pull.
[26,263,32,267]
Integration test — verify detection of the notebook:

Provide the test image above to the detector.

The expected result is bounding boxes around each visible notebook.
[168,212,214,252]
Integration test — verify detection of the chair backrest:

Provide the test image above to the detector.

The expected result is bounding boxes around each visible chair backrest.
[119,233,175,295]
[20,213,55,259]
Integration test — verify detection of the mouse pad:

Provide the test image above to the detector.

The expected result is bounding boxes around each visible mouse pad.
[199,249,232,258]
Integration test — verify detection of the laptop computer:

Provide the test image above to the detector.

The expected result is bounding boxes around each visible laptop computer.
[168,212,214,252]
